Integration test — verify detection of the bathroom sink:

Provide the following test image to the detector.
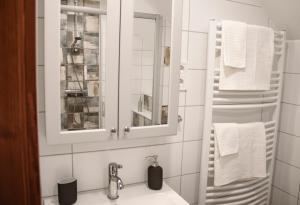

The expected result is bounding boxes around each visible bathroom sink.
[43,182,189,205]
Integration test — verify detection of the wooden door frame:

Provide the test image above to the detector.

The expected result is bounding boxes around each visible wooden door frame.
[0,1,41,205]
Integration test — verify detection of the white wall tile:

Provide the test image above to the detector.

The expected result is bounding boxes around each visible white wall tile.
[133,35,143,50]
[184,106,204,141]
[178,107,185,137]
[182,140,202,174]
[179,91,186,106]
[283,73,300,105]
[274,160,300,197]
[184,70,206,106]
[165,176,181,195]
[187,32,208,69]
[277,132,300,168]
[286,41,300,74]
[181,31,189,64]
[182,0,190,30]
[142,66,154,80]
[164,27,171,47]
[38,113,72,156]
[180,173,200,204]
[37,18,44,66]
[131,65,142,80]
[73,143,182,191]
[132,51,142,66]
[40,155,73,197]
[272,187,298,205]
[280,103,300,136]
[141,51,154,66]
[189,0,268,33]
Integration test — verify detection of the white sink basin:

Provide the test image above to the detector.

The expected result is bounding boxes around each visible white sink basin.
[44,182,189,205]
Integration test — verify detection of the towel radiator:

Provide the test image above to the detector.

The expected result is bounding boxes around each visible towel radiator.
[198,20,286,205]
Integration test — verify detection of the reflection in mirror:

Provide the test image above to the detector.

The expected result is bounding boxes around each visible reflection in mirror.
[60,0,107,131]
[131,0,172,127]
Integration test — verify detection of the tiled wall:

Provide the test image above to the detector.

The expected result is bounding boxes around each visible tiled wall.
[272,41,300,205]
[37,0,269,204]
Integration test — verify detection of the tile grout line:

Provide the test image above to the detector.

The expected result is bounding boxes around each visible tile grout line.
[283,72,300,75]
[275,158,300,171]
[39,138,203,157]
[226,0,263,8]
[279,130,300,139]
[281,101,300,107]
[272,185,299,199]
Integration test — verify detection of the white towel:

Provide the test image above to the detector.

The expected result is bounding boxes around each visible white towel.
[214,123,239,157]
[219,25,274,90]
[222,20,247,68]
[214,122,267,186]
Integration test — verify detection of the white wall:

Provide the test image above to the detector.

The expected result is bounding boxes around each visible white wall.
[272,40,300,205]
[264,0,300,40]
[37,0,269,204]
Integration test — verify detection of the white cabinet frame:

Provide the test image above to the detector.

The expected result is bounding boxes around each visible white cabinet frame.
[45,0,120,144]
[118,0,183,139]
[44,0,182,144]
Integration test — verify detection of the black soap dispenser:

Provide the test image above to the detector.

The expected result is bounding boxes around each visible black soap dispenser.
[146,155,163,190]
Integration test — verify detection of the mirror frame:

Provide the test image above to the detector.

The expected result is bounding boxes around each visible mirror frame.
[118,0,183,139]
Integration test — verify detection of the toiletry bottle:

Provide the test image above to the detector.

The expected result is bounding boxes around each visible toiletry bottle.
[146,155,163,190]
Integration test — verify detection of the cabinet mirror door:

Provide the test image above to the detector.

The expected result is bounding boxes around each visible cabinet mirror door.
[119,0,183,138]
[45,0,120,144]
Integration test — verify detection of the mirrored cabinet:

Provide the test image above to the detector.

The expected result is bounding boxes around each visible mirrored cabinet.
[45,0,183,144]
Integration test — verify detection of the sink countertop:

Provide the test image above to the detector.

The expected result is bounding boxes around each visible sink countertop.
[44,182,189,205]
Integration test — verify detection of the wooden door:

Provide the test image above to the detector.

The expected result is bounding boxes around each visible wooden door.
[0,1,41,204]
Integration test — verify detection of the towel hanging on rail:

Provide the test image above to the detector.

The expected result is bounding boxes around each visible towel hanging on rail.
[222,20,247,69]
[219,24,274,90]
[214,122,267,186]
[214,123,239,157]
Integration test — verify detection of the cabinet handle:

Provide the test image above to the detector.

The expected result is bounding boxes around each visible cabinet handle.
[178,115,183,123]
[124,126,130,133]
[111,128,117,134]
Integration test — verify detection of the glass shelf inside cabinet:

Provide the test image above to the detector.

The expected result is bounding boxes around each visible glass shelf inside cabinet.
[60,0,107,131]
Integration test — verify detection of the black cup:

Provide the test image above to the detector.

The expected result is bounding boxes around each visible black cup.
[57,178,77,205]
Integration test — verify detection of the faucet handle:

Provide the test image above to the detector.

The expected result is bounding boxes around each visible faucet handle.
[109,162,123,177]
[117,176,124,190]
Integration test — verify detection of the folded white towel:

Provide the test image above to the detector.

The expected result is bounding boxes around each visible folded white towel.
[219,25,274,90]
[214,122,267,186]
[222,20,247,68]
[214,123,239,157]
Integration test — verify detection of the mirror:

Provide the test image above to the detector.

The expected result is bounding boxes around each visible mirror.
[131,0,172,127]
[60,0,107,131]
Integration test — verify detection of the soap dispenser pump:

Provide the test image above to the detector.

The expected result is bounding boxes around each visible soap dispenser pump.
[146,155,163,190]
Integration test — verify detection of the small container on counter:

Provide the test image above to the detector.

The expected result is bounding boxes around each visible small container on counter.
[57,178,77,205]
[146,155,163,190]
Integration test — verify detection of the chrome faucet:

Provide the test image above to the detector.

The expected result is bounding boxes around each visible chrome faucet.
[107,163,124,200]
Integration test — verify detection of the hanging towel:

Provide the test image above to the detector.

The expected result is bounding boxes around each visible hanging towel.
[214,122,267,186]
[219,25,274,90]
[214,123,239,157]
[222,20,247,68]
